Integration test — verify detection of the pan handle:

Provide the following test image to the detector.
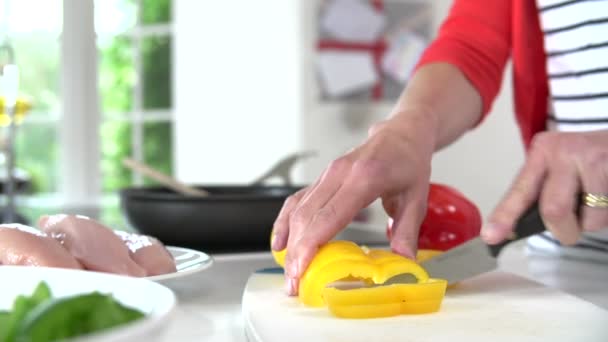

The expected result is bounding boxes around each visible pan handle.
[250,151,317,186]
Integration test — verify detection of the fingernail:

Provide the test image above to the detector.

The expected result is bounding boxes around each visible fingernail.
[296,258,306,278]
[481,223,496,240]
[390,239,416,260]
[271,232,281,251]
[285,277,297,296]
[287,259,299,278]
[481,223,504,244]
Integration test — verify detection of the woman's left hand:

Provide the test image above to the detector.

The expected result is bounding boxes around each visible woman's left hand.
[482,130,608,245]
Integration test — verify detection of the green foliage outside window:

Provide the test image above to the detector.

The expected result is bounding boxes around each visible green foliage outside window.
[11,34,61,193]
[99,0,173,192]
[143,36,172,110]
[143,0,171,24]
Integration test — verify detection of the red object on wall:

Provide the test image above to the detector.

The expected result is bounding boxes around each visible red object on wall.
[317,0,387,101]
[371,0,384,10]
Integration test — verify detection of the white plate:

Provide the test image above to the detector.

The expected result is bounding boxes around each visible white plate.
[0,266,176,342]
[145,246,213,281]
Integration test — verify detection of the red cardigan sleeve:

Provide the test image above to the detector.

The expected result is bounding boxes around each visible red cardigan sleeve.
[415,0,512,117]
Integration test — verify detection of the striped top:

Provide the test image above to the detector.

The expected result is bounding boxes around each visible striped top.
[537,0,608,132]
[532,0,608,258]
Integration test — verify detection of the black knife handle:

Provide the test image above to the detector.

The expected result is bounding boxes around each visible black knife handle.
[488,203,545,257]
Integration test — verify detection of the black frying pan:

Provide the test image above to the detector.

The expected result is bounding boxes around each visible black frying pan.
[119,185,302,253]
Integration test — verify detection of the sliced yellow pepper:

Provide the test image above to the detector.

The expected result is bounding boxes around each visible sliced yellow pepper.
[323,279,447,318]
[415,249,443,263]
[270,236,447,318]
[299,241,431,307]
[270,234,442,268]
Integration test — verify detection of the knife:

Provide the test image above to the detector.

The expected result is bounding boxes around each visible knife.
[388,203,545,285]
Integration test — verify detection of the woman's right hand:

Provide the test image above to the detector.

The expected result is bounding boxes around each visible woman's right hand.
[271,109,438,295]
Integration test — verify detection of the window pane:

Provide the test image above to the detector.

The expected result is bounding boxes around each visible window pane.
[142,0,171,24]
[101,120,133,192]
[94,0,137,36]
[8,37,61,117]
[99,36,135,114]
[1,0,62,117]
[143,35,172,110]
[1,0,62,200]
[14,123,59,193]
[143,121,172,184]
[96,0,136,117]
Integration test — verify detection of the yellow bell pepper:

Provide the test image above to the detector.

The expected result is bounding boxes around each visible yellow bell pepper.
[270,235,447,319]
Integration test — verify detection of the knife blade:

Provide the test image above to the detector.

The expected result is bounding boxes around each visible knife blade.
[387,203,546,285]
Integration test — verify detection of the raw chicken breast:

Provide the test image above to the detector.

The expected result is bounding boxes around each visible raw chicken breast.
[115,231,177,276]
[38,215,146,277]
[0,224,82,269]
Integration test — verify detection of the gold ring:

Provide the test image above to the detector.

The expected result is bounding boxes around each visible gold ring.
[582,193,608,208]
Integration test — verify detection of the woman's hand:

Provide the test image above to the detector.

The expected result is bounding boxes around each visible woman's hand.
[271,111,437,295]
[483,130,608,245]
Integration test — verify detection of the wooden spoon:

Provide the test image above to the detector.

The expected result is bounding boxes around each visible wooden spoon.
[122,158,210,197]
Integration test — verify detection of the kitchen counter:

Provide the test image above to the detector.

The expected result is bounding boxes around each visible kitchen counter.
[159,240,608,342]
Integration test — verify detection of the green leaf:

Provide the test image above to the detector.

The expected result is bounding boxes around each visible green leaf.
[14,292,144,342]
[3,282,53,342]
[29,283,52,305]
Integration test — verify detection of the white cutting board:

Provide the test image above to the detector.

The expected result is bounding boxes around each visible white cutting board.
[242,268,608,342]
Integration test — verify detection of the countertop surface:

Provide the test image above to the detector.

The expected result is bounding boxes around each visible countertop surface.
[158,239,608,342]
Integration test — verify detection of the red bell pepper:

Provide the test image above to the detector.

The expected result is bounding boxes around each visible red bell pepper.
[387,183,482,251]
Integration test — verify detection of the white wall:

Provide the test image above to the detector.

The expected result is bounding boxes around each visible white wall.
[174,0,525,225]
[174,0,302,185]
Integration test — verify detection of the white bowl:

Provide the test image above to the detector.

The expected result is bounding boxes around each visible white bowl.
[0,266,176,342]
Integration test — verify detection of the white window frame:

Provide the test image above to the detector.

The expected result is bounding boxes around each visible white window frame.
[58,0,173,207]
[61,0,100,206]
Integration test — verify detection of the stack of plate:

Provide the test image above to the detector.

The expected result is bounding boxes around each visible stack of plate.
[527,230,608,263]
